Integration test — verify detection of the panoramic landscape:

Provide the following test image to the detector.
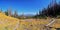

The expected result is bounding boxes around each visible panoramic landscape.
[0,0,60,30]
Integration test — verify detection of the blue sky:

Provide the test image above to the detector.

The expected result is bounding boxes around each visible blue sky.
[0,0,60,15]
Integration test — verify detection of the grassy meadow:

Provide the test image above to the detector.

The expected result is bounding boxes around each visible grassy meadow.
[0,12,59,30]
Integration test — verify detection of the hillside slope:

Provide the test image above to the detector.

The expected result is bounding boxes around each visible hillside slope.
[0,13,19,30]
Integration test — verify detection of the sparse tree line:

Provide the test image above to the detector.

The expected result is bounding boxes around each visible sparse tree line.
[0,8,20,19]
[4,9,19,18]
[0,8,33,19]
[3,9,31,19]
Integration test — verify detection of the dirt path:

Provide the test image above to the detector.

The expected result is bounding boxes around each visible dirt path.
[13,21,20,30]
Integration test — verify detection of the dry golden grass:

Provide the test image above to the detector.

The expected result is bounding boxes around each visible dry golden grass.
[0,12,60,30]
[0,13,19,30]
